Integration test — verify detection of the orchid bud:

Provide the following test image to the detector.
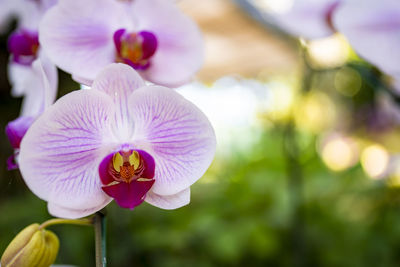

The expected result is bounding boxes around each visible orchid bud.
[1,223,59,267]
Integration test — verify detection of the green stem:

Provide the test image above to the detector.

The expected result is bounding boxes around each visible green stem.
[94,212,107,267]
[39,218,93,229]
[283,120,305,267]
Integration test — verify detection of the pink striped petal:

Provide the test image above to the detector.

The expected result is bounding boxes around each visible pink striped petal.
[129,86,216,195]
[91,63,145,141]
[19,89,116,213]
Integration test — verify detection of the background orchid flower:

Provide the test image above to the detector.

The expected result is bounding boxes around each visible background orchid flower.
[333,0,400,78]
[275,0,341,39]
[6,58,57,170]
[39,0,204,87]
[18,63,216,219]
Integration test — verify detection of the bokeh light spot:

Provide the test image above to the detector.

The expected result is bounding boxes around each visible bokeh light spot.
[334,66,362,97]
[295,91,336,133]
[320,135,358,172]
[361,144,389,179]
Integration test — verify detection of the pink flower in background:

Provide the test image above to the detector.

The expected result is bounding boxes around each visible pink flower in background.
[39,0,204,87]
[6,58,57,170]
[275,0,341,39]
[7,33,57,99]
[333,0,400,78]
[19,64,216,219]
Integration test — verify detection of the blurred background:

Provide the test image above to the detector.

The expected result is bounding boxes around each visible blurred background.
[2,0,400,266]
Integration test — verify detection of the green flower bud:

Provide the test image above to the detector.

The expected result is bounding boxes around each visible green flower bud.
[1,223,59,267]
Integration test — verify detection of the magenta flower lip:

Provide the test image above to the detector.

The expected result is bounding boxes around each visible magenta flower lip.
[99,149,156,209]
[5,116,35,170]
[5,116,35,150]
[18,64,216,219]
[8,29,39,65]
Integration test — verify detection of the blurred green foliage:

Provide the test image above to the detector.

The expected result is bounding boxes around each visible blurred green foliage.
[2,124,400,266]
[2,15,400,267]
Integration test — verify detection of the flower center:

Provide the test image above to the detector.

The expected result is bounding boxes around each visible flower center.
[113,29,158,70]
[8,29,39,65]
[99,149,155,209]
[111,150,145,183]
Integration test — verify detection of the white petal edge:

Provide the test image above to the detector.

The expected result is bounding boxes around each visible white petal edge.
[145,188,190,210]
[48,198,112,219]
[20,54,58,117]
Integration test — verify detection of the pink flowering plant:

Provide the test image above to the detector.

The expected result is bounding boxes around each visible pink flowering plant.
[1,0,215,265]
[39,0,204,86]
[19,63,216,218]
[2,0,400,265]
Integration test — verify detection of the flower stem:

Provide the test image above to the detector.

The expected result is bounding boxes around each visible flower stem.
[283,120,305,267]
[39,218,93,229]
[94,212,107,267]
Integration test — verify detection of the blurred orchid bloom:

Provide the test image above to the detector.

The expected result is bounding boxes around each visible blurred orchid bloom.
[39,0,204,87]
[275,0,341,39]
[333,0,400,78]
[6,58,57,170]
[8,38,57,99]
[18,63,216,219]
[5,0,58,101]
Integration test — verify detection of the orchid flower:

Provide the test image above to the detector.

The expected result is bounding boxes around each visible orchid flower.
[5,0,58,169]
[18,63,216,219]
[6,58,57,170]
[39,0,204,87]
[275,0,341,39]
[333,0,400,78]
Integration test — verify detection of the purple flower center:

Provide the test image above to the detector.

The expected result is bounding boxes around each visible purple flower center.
[8,29,40,65]
[99,149,155,209]
[113,29,158,70]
